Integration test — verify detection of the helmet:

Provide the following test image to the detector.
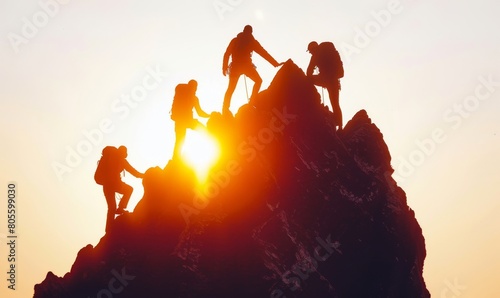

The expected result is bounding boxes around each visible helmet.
[243,25,253,34]
[118,146,128,158]
[307,41,318,53]
[188,79,198,91]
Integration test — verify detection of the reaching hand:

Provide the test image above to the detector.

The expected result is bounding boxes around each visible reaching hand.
[222,67,227,76]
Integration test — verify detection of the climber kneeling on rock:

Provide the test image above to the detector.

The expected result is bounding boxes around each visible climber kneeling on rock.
[94,145,144,232]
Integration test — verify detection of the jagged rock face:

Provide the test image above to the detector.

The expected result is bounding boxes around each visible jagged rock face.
[34,60,429,298]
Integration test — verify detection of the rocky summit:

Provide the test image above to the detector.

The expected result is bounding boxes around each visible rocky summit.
[34,60,430,298]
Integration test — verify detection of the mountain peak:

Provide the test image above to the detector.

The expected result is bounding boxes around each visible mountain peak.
[34,60,429,298]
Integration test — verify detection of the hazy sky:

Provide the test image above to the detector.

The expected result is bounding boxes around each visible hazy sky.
[1,0,499,297]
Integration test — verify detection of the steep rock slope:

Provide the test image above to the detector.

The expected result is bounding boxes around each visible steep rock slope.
[34,60,429,298]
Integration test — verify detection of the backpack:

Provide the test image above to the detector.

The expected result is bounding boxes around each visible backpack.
[232,32,254,63]
[94,146,123,185]
[317,42,344,79]
[170,83,195,122]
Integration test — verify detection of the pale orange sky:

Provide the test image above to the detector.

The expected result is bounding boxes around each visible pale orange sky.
[1,1,499,297]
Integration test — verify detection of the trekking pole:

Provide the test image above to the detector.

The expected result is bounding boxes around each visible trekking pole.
[244,75,250,101]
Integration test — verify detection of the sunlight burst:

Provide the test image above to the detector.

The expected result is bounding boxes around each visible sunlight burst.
[181,130,220,182]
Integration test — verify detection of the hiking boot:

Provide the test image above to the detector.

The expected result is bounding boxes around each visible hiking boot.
[222,109,234,119]
[115,208,128,215]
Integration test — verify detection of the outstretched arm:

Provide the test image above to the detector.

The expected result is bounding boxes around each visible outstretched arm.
[222,39,234,76]
[306,57,316,77]
[123,160,143,178]
[253,40,280,67]
[194,96,210,118]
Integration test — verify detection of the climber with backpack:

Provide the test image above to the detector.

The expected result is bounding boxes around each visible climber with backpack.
[170,79,211,160]
[306,41,345,130]
[94,145,144,232]
[222,25,283,114]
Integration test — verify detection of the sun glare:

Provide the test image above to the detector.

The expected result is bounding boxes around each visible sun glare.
[181,130,220,182]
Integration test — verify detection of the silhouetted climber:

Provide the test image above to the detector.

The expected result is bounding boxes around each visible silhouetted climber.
[170,79,210,159]
[94,145,144,232]
[306,41,344,130]
[222,25,283,114]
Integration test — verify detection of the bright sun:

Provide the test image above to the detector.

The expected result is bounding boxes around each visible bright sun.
[181,129,220,182]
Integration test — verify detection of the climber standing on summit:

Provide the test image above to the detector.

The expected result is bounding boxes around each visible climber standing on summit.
[306,41,344,130]
[222,25,283,115]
